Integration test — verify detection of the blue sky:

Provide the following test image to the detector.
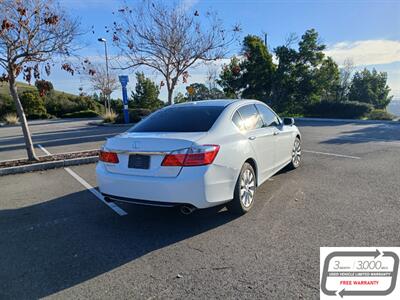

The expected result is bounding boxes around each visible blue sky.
[48,0,400,101]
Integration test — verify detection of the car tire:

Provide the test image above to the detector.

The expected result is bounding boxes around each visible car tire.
[227,163,256,214]
[288,137,301,169]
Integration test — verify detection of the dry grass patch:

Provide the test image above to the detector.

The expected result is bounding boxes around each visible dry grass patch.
[102,110,118,123]
[3,113,19,125]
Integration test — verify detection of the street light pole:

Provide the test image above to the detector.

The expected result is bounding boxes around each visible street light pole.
[98,38,111,113]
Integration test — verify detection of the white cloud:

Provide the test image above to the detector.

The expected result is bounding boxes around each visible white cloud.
[325,40,400,66]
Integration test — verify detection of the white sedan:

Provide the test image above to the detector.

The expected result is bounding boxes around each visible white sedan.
[96,99,301,214]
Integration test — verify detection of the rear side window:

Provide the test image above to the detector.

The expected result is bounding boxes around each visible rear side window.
[256,104,280,127]
[130,106,225,132]
[232,111,245,131]
[237,104,263,131]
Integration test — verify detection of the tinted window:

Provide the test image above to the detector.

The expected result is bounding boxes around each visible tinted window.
[256,104,280,127]
[237,105,263,130]
[130,106,224,132]
[232,111,245,131]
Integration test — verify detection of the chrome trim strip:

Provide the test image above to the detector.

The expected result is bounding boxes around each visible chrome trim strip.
[105,149,167,155]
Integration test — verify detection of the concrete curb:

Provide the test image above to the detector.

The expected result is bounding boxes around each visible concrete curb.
[295,117,400,124]
[87,121,135,127]
[1,118,102,128]
[0,156,98,176]
[0,122,20,128]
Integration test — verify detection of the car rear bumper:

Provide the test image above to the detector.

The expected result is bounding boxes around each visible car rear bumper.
[102,193,188,207]
[96,163,235,209]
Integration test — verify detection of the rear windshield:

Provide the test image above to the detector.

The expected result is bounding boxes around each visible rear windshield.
[130,105,225,132]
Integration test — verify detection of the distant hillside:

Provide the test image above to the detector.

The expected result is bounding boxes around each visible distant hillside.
[0,82,76,98]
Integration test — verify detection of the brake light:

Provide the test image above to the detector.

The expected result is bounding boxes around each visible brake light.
[99,150,119,163]
[161,145,220,167]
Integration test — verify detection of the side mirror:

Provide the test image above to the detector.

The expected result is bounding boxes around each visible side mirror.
[283,117,294,126]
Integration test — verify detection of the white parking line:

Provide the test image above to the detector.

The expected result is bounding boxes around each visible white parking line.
[64,167,127,216]
[303,150,361,159]
[37,144,51,155]
[38,145,127,216]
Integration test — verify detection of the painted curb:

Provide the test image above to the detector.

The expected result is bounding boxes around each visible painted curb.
[0,156,99,176]
[295,117,400,124]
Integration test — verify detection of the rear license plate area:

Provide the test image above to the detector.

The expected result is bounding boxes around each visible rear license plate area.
[128,154,150,169]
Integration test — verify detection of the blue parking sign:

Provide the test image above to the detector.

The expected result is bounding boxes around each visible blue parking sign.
[118,75,130,123]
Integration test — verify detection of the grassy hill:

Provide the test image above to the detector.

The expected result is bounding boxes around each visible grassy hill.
[0,81,76,98]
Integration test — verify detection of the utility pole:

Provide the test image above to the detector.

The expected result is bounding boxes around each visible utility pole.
[98,37,111,113]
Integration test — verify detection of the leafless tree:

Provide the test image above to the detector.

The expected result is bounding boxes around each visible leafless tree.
[113,0,240,105]
[87,64,119,111]
[284,32,299,47]
[0,0,80,160]
[338,59,355,101]
[206,64,219,90]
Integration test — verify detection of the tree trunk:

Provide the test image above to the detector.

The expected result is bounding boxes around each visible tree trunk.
[103,93,109,114]
[167,88,173,105]
[8,71,39,161]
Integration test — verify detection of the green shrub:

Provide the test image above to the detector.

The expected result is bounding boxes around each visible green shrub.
[115,108,152,124]
[110,99,123,113]
[45,93,76,117]
[305,101,373,119]
[73,95,103,113]
[45,93,104,117]
[20,90,48,119]
[0,94,15,118]
[278,111,304,118]
[366,109,394,121]
[1,88,104,120]
[62,110,99,118]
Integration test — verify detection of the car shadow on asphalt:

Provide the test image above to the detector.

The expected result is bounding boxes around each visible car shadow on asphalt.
[296,120,400,144]
[0,191,238,299]
[319,123,400,144]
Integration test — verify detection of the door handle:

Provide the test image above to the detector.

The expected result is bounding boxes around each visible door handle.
[273,131,280,135]
[248,136,256,140]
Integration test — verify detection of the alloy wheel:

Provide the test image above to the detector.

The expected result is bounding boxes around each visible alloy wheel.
[240,169,255,208]
[292,138,301,168]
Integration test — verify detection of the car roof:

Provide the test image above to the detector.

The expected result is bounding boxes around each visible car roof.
[172,99,261,108]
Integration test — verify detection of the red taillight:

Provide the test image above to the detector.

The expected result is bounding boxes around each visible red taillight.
[99,150,119,163]
[161,145,220,167]
[161,153,186,166]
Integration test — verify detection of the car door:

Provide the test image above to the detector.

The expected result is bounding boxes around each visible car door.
[236,104,276,183]
[255,104,293,168]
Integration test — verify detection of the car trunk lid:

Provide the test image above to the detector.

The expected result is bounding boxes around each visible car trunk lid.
[103,132,206,177]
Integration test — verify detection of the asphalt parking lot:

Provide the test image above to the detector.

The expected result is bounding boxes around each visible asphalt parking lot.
[1,119,400,299]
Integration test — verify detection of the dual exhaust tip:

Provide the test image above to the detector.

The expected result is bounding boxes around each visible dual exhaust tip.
[104,196,196,215]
